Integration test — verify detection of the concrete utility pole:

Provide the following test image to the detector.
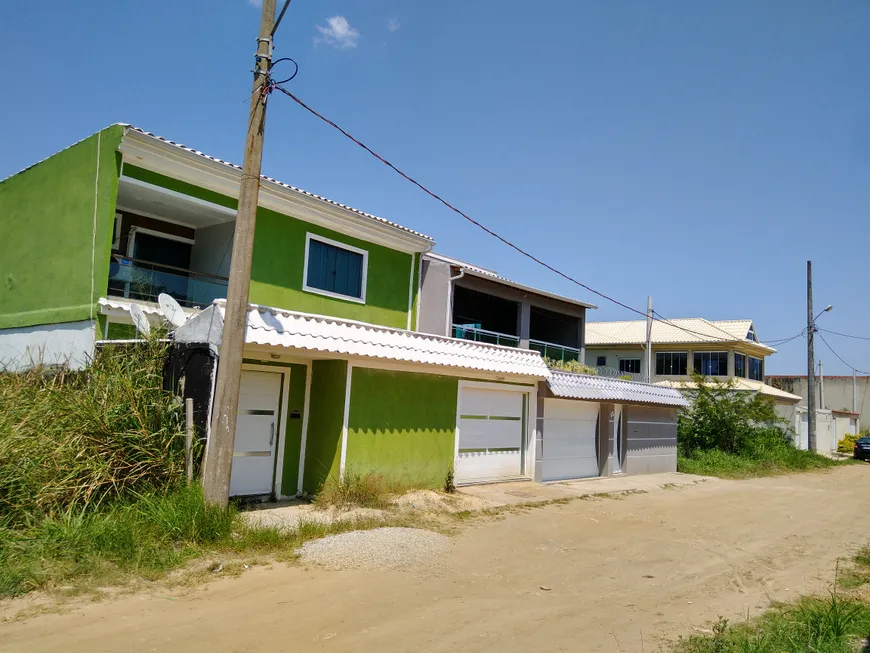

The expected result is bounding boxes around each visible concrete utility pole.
[819,360,825,411]
[645,296,653,383]
[807,261,816,452]
[202,0,277,507]
[853,369,858,413]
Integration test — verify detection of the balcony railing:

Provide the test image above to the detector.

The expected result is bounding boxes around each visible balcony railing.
[594,366,645,383]
[107,254,228,308]
[452,324,520,348]
[529,338,581,363]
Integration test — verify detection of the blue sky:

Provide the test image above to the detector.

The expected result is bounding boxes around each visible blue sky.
[1,1,868,374]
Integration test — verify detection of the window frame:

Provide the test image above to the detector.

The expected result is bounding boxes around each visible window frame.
[655,351,688,376]
[748,356,764,381]
[619,358,641,374]
[302,233,369,304]
[596,355,607,367]
[734,352,746,378]
[693,351,729,377]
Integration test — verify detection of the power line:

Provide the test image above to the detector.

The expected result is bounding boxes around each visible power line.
[271,0,292,37]
[273,86,796,348]
[819,327,870,341]
[816,330,870,375]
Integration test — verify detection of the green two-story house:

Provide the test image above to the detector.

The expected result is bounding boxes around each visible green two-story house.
[0,125,561,498]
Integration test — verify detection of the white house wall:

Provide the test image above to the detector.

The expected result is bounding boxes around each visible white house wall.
[0,320,95,371]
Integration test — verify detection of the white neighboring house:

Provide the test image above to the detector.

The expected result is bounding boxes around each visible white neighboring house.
[584,317,802,411]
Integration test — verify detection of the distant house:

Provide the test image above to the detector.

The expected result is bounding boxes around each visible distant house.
[585,318,801,408]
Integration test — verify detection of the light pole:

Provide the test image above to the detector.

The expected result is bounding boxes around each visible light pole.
[806,260,832,454]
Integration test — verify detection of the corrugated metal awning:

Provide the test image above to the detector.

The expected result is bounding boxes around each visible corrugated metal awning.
[175,300,549,378]
[547,371,689,407]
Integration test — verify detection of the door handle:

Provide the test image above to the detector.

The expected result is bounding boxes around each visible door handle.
[270,422,275,446]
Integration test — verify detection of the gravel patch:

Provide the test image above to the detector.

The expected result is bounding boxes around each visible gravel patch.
[299,527,450,573]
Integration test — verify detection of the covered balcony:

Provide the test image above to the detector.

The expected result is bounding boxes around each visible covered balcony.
[450,285,582,362]
[106,176,236,308]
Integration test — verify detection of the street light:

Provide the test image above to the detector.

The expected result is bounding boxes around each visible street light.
[813,305,833,323]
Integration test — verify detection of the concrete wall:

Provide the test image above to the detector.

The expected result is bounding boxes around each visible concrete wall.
[623,405,678,475]
[418,257,452,336]
[190,221,234,278]
[767,375,869,430]
[0,320,96,370]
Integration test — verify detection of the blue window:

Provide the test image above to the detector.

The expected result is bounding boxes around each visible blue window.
[734,353,746,378]
[748,356,764,381]
[304,235,367,302]
[693,352,729,376]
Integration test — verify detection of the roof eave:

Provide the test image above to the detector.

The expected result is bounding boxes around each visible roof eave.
[118,127,434,254]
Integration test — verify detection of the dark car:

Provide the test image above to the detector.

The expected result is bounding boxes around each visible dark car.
[855,437,870,461]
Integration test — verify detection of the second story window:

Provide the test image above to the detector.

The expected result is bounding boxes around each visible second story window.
[619,358,641,374]
[734,353,746,378]
[694,352,728,376]
[748,356,764,381]
[596,356,607,367]
[656,352,687,376]
[303,234,367,303]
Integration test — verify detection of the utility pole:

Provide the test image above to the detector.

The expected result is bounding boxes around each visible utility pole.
[807,261,816,453]
[645,296,653,383]
[853,369,857,414]
[819,360,825,411]
[202,0,277,507]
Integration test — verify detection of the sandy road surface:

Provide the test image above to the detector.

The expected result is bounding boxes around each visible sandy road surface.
[2,466,868,653]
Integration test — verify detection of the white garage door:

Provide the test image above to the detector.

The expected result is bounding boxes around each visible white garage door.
[455,386,525,484]
[540,399,600,482]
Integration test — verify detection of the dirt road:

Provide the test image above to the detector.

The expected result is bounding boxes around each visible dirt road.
[2,466,867,653]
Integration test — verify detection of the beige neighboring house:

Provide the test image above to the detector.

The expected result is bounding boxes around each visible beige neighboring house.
[584,318,802,409]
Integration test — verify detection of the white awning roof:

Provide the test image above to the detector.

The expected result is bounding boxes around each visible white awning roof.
[654,378,801,403]
[175,300,549,378]
[547,371,689,407]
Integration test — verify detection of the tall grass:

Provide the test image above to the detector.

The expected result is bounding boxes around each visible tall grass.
[0,484,234,597]
[313,470,415,510]
[0,342,189,527]
[674,594,870,652]
[678,442,838,479]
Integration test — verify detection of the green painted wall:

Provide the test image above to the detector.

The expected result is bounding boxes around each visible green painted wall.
[346,367,458,488]
[0,126,124,329]
[122,165,415,329]
[302,359,347,493]
[250,210,413,328]
[280,363,308,496]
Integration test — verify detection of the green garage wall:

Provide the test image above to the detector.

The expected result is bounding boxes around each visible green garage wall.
[346,367,458,489]
[0,126,124,329]
[301,360,348,494]
[122,165,415,329]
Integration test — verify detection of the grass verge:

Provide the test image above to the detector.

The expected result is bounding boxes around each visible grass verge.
[313,470,417,510]
[677,448,840,479]
[673,594,870,652]
[0,483,426,599]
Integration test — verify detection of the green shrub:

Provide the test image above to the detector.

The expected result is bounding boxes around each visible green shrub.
[544,357,597,375]
[677,374,786,456]
[837,433,859,454]
[0,342,189,527]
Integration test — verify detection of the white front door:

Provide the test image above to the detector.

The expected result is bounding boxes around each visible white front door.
[455,386,526,484]
[540,399,600,482]
[230,371,282,497]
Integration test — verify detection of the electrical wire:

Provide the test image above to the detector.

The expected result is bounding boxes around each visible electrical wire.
[819,328,870,341]
[271,0,292,38]
[274,86,801,348]
[815,331,870,375]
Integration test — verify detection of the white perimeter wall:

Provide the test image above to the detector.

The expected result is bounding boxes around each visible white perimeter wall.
[0,320,96,371]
